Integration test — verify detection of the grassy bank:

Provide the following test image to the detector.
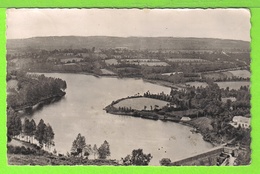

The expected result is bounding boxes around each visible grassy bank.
[8,154,120,165]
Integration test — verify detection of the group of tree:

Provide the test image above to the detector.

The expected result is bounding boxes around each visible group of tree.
[70,133,110,160]
[7,109,22,138]
[35,119,55,149]
[7,72,67,109]
[159,158,172,166]
[121,149,152,166]
[23,117,36,143]
[168,81,250,115]
[7,110,55,150]
[170,82,251,146]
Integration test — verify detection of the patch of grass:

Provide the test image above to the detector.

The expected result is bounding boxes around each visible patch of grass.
[105,59,118,65]
[114,97,169,110]
[202,72,230,81]
[216,81,250,90]
[229,70,251,78]
[8,154,120,165]
[187,117,213,132]
[100,69,115,75]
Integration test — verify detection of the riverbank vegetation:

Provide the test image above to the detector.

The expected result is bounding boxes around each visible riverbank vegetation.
[121,149,152,166]
[70,133,111,160]
[7,71,67,111]
[7,113,55,149]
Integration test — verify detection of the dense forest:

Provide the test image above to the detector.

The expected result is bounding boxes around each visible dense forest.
[7,71,67,110]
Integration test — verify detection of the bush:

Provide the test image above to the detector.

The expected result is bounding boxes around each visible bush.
[122,149,152,166]
[7,145,15,154]
[20,146,28,154]
[160,158,171,166]
[7,145,37,155]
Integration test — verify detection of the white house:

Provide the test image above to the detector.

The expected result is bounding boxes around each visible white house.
[231,116,250,129]
[181,117,191,122]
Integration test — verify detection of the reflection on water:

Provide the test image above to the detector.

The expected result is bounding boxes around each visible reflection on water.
[26,73,213,165]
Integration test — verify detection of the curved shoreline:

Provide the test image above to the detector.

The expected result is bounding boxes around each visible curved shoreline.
[104,96,221,147]
[12,92,66,112]
[106,107,219,146]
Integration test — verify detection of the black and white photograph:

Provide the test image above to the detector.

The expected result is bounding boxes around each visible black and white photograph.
[6,9,251,166]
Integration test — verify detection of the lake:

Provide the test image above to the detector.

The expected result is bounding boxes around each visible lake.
[26,73,213,165]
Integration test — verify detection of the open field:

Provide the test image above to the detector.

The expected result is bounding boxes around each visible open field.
[128,61,169,66]
[202,72,233,80]
[7,79,18,89]
[216,81,250,90]
[186,82,208,88]
[222,72,234,79]
[9,58,32,68]
[105,58,119,65]
[114,97,169,110]
[60,58,83,63]
[229,70,251,78]
[167,58,208,62]
[100,69,115,75]
[162,72,183,76]
[186,81,250,90]
[122,59,160,62]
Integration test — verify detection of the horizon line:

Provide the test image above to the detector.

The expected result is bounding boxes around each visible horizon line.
[7,35,250,42]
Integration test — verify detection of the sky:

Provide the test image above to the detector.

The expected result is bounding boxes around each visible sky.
[6,9,251,41]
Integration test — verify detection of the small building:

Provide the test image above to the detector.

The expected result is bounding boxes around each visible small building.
[231,116,250,129]
[221,97,236,103]
[181,117,191,122]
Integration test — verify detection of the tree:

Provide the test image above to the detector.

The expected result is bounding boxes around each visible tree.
[29,119,37,143]
[98,140,111,159]
[122,149,152,166]
[71,133,87,157]
[93,144,98,159]
[43,124,55,149]
[23,118,31,142]
[7,113,22,137]
[53,148,57,156]
[22,118,36,143]
[84,144,92,159]
[122,154,132,165]
[35,119,46,146]
[131,149,152,165]
[160,158,171,166]
[225,99,232,110]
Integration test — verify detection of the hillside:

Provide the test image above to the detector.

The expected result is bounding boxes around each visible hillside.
[8,154,120,165]
[7,36,250,52]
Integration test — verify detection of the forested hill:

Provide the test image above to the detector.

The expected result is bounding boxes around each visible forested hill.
[7,36,250,52]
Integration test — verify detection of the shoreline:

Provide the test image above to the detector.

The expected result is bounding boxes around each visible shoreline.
[104,95,222,147]
[25,70,245,147]
[106,108,219,147]
[28,70,250,90]
[12,93,66,112]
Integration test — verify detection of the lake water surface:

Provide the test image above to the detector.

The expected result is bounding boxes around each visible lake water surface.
[26,73,213,165]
